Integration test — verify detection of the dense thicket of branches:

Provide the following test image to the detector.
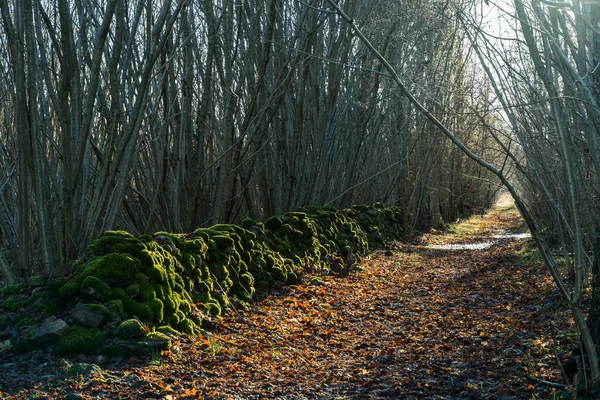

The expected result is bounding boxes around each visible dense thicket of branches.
[456,0,600,386]
[0,0,506,280]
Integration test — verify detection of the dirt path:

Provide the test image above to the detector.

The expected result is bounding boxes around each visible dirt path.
[1,203,568,399]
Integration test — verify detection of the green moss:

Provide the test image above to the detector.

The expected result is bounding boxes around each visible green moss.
[102,230,135,238]
[264,216,283,231]
[163,295,177,316]
[28,275,42,286]
[55,325,104,355]
[87,230,139,255]
[157,325,181,336]
[2,295,20,312]
[177,239,208,255]
[14,316,37,330]
[204,301,221,318]
[146,331,171,349]
[193,289,212,304]
[112,288,154,322]
[83,303,111,317]
[80,276,112,303]
[47,279,64,296]
[137,276,157,302]
[66,362,104,378]
[110,239,146,256]
[208,263,229,281]
[0,283,22,296]
[35,298,61,319]
[83,253,137,287]
[107,299,126,319]
[58,275,84,303]
[213,235,235,252]
[116,319,146,339]
[125,282,140,298]
[214,293,230,309]
[10,202,405,356]
[179,300,191,315]
[148,299,164,323]
[138,250,169,283]
[254,280,270,294]
[26,291,43,306]
[270,266,287,282]
[178,318,197,335]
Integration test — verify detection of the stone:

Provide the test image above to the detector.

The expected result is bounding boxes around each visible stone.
[107,310,123,326]
[28,316,69,344]
[28,276,45,288]
[31,287,45,295]
[54,325,104,355]
[144,331,171,350]
[95,355,108,365]
[65,362,104,378]
[116,319,146,340]
[72,303,108,328]
[0,339,11,353]
[80,276,111,303]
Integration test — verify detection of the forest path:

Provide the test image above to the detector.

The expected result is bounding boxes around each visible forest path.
[3,200,568,399]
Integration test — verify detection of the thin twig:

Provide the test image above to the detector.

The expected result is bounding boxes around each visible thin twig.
[550,321,570,387]
[525,373,568,389]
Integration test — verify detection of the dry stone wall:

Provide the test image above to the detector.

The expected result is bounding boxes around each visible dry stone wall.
[3,203,403,355]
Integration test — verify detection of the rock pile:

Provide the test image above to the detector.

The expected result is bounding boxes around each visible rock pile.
[1,203,403,356]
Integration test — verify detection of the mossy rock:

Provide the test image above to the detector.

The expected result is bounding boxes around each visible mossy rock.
[125,282,141,298]
[14,315,37,331]
[30,201,405,355]
[87,230,139,256]
[84,303,111,316]
[264,216,283,231]
[107,299,126,319]
[112,288,154,322]
[138,250,170,283]
[204,301,221,318]
[178,318,197,335]
[58,275,85,303]
[46,278,65,296]
[2,295,21,312]
[147,299,165,323]
[82,253,137,287]
[145,331,171,350]
[116,319,146,340]
[35,298,61,319]
[65,362,104,378]
[26,291,43,306]
[136,276,157,302]
[212,235,235,251]
[80,276,112,303]
[157,325,180,336]
[55,325,104,355]
[186,238,209,253]
[0,283,23,296]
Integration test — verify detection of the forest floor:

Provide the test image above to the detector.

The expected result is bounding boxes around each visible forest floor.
[0,198,575,399]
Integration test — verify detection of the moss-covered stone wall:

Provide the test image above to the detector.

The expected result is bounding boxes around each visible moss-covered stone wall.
[12,203,402,354]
